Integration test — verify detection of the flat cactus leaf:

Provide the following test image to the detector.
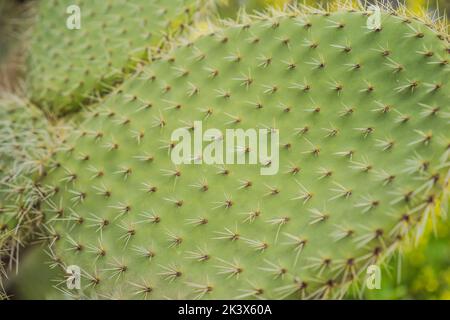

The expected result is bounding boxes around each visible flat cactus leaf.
[39,5,449,299]
[0,94,63,292]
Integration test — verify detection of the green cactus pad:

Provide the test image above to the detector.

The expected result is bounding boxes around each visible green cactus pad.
[0,95,61,285]
[41,7,449,299]
[27,0,206,116]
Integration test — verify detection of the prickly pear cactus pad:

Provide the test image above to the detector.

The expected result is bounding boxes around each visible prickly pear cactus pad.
[41,6,449,299]
[0,95,61,286]
[27,0,205,116]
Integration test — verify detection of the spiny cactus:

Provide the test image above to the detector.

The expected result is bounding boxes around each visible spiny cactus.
[217,0,293,18]
[27,0,210,116]
[38,4,449,299]
[0,94,63,292]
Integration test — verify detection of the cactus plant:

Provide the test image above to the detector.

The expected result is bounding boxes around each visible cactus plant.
[36,3,449,300]
[0,94,63,293]
[26,0,210,116]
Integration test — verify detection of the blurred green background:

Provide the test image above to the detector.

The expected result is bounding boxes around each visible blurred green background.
[365,221,450,300]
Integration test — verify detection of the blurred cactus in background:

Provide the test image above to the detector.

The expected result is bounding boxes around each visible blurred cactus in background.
[435,0,450,19]
[0,0,34,92]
